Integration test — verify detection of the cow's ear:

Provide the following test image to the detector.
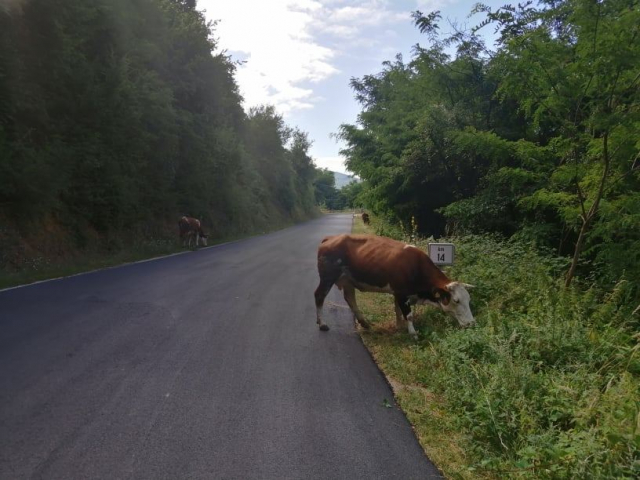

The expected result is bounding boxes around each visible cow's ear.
[434,288,450,305]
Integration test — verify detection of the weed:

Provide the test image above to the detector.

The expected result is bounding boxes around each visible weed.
[354,216,640,478]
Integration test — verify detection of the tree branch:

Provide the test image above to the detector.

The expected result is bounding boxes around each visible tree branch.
[575,179,587,222]
[587,132,610,219]
[573,2,600,126]
[603,152,640,194]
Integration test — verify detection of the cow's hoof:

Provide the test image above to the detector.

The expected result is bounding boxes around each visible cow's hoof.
[319,324,330,331]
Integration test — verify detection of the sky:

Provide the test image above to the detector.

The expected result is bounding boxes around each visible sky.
[198,0,505,174]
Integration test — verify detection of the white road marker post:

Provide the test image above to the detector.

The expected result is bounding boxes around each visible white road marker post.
[428,243,455,266]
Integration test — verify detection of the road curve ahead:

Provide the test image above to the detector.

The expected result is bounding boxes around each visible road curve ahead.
[0,214,441,479]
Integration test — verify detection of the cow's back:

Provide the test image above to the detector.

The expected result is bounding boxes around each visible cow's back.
[178,216,190,235]
[318,234,427,292]
[179,216,201,235]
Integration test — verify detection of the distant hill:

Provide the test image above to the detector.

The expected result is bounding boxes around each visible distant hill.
[333,171,359,189]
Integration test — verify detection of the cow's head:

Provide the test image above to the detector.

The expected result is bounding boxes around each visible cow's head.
[434,282,475,327]
[199,233,208,246]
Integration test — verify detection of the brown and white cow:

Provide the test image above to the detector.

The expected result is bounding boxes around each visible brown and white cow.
[314,234,474,337]
[178,216,208,247]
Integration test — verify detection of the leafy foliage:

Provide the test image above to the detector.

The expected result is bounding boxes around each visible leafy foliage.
[360,221,640,478]
[0,0,323,271]
[344,2,640,473]
[339,0,640,290]
[313,169,362,210]
[430,235,640,478]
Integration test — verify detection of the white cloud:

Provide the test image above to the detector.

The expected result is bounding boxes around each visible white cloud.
[415,0,455,10]
[329,3,405,25]
[198,1,414,116]
[311,0,408,39]
[200,0,337,115]
[323,23,359,38]
[314,155,350,174]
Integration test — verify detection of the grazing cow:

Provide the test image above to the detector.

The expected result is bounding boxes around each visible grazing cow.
[314,234,474,337]
[178,216,208,247]
[361,213,370,225]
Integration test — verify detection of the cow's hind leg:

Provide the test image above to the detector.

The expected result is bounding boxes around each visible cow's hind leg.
[394,299,406,329]
[395,295,418,339]
[343,285,370,330]
[314,278,335,331]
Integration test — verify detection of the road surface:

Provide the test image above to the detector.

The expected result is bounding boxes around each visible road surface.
[0,214,441,479]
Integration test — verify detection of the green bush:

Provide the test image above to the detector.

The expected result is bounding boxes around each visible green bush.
[0,0,321,271]
[401,233,639,478]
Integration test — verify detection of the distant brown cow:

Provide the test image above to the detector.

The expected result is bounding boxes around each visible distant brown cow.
[178,216,208,247]
[361,213,370,225]
[314,234,474,337]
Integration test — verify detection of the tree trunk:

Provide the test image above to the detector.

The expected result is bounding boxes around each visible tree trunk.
[565,133,610,288]
[565,217,591,288]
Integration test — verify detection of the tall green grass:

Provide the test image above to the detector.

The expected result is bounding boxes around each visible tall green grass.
[367,220,640,478]
[434,236,638,477]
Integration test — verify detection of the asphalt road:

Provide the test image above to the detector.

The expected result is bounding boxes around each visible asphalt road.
[0,214,441,479]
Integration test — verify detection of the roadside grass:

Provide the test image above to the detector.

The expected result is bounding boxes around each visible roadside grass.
[356,290,485,480]
[0,239,180,290]
[320,208,358,214]
[0,222,294,290]
[352,216,640,479]
[353,217,486,479]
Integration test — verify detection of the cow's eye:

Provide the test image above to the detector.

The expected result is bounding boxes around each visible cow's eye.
[454,299,460,303]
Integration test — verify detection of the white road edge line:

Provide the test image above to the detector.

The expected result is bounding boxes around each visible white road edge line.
[0,240,238,294]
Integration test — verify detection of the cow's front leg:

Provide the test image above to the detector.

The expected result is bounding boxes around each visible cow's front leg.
[395,295,417,339]
[342,285,370,330]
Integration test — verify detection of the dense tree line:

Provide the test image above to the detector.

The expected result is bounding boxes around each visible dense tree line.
[339,0,640,288]
[313,169,362,211]
[0,0,321,269]
[342,4,639,473]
